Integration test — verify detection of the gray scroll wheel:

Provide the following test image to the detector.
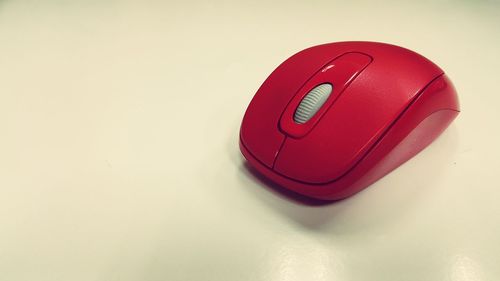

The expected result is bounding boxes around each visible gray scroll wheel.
[293,83,333,124]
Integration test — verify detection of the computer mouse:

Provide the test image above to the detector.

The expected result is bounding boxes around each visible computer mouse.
[239,41,460,200]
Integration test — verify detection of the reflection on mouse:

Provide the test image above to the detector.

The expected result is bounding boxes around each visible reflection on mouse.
[239,41,460,200]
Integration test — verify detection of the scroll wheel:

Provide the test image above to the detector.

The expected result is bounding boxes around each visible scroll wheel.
[293,83,333,124]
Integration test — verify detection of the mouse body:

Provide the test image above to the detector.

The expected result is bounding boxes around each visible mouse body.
[240,41,460,200]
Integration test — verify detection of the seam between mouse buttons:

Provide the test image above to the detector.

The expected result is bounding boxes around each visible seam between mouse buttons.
[272,135,288,169]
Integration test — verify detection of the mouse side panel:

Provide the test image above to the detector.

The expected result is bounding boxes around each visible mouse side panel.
[346,108,458,196]
[333,74,459,199]
[241,74,459,200]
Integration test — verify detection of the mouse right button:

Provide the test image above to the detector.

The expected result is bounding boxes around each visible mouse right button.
[274,44,444,184]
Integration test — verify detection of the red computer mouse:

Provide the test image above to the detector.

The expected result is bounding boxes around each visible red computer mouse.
[239,41,460,200]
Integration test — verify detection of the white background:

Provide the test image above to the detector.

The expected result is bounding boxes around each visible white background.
[1,0,499,280]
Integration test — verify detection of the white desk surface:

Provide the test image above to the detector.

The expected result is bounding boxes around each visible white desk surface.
[1,0,499,280]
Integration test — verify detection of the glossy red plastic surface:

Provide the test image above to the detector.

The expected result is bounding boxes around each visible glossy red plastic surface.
[240,42,460,200]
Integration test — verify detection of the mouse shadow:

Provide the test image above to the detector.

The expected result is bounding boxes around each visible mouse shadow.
[233,124,460,233]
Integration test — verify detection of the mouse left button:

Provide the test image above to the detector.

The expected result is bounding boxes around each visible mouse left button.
[240,120,285,168]
[240,86,286,168]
